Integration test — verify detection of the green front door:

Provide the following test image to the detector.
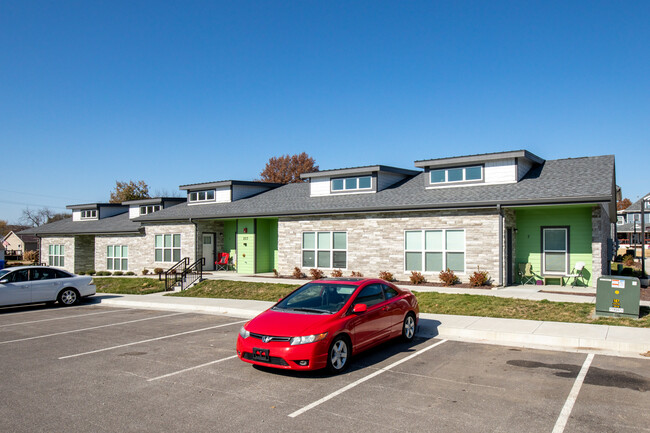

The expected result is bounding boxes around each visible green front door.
[236,219,256,274]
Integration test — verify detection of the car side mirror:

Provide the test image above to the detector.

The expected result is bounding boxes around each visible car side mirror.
[352,303,367,314]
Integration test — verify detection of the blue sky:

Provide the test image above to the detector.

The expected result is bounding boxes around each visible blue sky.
[1,1,649,223]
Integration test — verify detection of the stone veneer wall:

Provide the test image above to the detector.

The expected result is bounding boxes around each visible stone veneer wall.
[74,236,95,273]
[196,221,225,270]
[95,223,196,274]
[277,209,502,285]
[592,204,613,281]
[503,208,517,285]
[40,236,75,273]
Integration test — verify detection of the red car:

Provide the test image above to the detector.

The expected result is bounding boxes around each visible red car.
[236,278,419,373]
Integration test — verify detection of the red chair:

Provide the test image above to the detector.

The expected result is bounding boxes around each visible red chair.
[215,252,230,271]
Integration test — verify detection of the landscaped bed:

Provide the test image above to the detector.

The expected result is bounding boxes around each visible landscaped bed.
[165,279,650,328]
[94,277,166,295]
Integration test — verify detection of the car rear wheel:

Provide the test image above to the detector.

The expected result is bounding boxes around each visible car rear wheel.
[402,313,416,342]
[327,336,350,374]
[58,288,79,306]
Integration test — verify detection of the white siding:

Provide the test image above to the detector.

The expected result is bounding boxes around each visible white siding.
[129,206,140,219]
[377,172,406,191]
[72,210,82,222]
[484,158,517,184]
[215,186,231,203]
[517,158,533,181]
[310,177,331,197]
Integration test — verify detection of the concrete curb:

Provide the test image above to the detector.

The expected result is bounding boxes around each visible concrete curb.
[94,295,650,359]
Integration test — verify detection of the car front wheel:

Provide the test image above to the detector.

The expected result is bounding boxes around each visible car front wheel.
[58,288,80,306]
[327,336,350,374]
[402,313,416,342]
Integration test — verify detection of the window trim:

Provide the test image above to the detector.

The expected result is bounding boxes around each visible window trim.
[301,231,348,270]
[188,189,216,204]
[428,165,484,186]
[154,234,182,263]
[330,176,373,193]
[48,244,65,267]
[404,229,466,274]
[80,209,97,219]
[140,205,161,215]
[107,245,129,271]
[541,226,570,275]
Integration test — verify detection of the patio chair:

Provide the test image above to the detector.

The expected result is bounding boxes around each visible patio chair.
[517,263,536,285]
[215,252,230,271]
[565,262,585,287]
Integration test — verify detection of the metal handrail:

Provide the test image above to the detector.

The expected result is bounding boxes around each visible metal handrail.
[163,257,189,291]
[181,257,204,290]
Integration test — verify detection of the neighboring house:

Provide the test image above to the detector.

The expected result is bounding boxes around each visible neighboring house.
[21,150,617,287]
[1,231,39,258]
[616,192,650,250]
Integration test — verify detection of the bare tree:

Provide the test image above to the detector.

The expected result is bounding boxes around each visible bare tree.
[259,153,318,184]
[20,208,70,227]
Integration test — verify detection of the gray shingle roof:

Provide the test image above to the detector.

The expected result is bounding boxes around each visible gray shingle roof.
[138,155,615,222]
[20,212,142,236]
[619,193,650,213]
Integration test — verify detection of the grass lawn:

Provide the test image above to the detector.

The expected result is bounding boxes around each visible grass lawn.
[94,277,166,295]
[167,279,300,302]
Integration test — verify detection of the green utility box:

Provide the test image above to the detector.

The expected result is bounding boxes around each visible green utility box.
[595,276,641,318]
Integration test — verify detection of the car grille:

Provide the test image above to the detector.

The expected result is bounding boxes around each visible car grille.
[242,352,289,366]
[249,332,291,343]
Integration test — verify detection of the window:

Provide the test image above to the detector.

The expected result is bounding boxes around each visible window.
[140,205,161,215]
[353,284,384,307]
[405,229,465,273]
[617,216,625,225]
[107,245,128,271]
[188,190,216,203]
[628,213,641,223]
[429,166,483,185]
[81,210,97,219]
[542,228,568,275]
[155,234,181,262]
[331,176,372,192]
[302,231,347,269]
[48,244,65,267]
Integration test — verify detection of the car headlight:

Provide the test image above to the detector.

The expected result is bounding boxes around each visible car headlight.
[239,326,250,339]
[290,332,328,346]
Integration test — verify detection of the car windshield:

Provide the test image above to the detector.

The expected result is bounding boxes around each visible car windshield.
[274,283,359,314]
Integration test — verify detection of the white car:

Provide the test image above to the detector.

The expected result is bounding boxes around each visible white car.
[0,266,96,307]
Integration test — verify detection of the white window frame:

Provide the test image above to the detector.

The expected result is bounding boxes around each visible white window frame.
[107,245,128,271]
[429,166,483,185]
[80,210,97,219]
[301,231,347,269]
[48,244,65,267]
[140,205,161,215]
[616,215,625,225]
[154,234,182,263]
[331,176,372,192]
[404,229,466,274]
[188,190,216,203]
[542,227,568,275]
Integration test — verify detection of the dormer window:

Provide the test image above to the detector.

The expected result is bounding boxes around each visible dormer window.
[81,210,97,219]
[430,166,483,184]
[140,205,161,215]
[331,176,372,192]
[189,190,215,203]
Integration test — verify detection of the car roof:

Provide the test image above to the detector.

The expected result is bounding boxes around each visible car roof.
[2,265,62,272]
[311,278,386,285]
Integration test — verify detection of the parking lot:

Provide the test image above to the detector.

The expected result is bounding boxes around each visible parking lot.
[1,302,648,433]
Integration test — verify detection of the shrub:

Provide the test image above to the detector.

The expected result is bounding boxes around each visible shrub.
[309,268,324,280]
[439,268,459,286]
[622,254,635,267]
[469,266,490,287]
[153,268,164,275]
[77,271,86,275]
[88,270,96,276]
[96,271,112,276]
[142,269,150,275]
[113,271,124,276]
[378,271,394,281]
[125,271,135,276]
[409,271,426,285]
[331,269,343,278]
[351,271,363,277]
[24,250,39,262]
[293,267,304,279]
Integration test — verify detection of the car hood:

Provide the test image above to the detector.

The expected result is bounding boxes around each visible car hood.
[246,309,336,337]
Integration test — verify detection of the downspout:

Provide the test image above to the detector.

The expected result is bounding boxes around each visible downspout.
[190,218,199,264]
[497,204,504,287]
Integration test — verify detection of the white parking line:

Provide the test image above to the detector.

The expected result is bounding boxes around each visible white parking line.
[0,309,126,328]
[0,304,89,316]
[59,319,247,359]
[0,312,187,345]
[147,355,238,382]
[288,339,448,418]
[552,353,594,433]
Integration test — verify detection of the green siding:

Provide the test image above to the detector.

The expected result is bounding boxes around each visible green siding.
[237,219,256,274]
[515,206,593,285]
[254,218,279,273]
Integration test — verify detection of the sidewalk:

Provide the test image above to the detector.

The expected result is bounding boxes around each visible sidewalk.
[94,287,650,360]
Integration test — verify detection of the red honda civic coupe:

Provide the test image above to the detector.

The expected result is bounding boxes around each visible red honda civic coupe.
[236,278,419,373]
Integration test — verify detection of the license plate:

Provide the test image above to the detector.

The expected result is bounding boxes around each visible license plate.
[252,348,270,362]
